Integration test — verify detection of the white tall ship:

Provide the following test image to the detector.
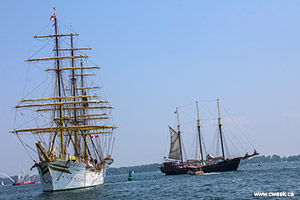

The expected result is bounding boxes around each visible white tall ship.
[11,9,116,192]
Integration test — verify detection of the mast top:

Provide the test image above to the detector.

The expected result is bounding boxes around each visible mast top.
[196,101,200,127]
[217,99,222,126]
[50,8,56,21]
[176,107,181,133]
[53,7,56,15]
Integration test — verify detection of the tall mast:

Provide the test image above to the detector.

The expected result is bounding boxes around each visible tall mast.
[53,8,65,160]
[176,108,184,164]
[13,9,118,168]
[81,60,88,158]
[70,26,79,160]
[217,99,225,160]
[196,101,204,163]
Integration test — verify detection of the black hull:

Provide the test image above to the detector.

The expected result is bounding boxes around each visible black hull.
[159,158,241,175]
[159,166,189,175]
[201,158,240,173]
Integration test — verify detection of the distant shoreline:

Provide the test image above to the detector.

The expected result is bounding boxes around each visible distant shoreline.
[240,154,300,165]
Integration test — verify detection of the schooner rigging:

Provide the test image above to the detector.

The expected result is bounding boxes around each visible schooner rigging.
[160,99,259,175]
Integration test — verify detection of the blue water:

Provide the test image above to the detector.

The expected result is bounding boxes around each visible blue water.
[0,161,299,200]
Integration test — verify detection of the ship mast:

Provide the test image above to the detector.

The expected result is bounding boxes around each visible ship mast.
[53,8,65,161]
[196,101,204,164]
[81,60,89,158]
[70,26,79,160]
[217,99,225,160]
[176,108,184,164]
[12,9,117,165]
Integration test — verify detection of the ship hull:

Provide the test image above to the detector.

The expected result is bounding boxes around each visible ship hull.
[159,166,190,175]
[36,160,104,192]
[201,158,241,173]
[160,158,241,175]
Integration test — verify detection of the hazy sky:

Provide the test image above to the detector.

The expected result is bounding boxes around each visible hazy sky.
[1,0,300,175]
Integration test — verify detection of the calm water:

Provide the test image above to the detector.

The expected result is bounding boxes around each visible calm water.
[1,161,299,200]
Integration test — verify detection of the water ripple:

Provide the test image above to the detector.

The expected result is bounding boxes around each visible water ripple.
[0,161,299,200]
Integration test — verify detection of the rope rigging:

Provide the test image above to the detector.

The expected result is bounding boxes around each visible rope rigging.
[12,14,117,180]
[220,102,255,148]
[16,133,35,161]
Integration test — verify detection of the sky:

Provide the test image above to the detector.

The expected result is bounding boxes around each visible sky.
[1,0,300,175]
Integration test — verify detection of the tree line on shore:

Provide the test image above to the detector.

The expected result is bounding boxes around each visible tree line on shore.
[241,154,300,164]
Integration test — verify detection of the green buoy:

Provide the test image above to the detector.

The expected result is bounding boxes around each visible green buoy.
[128,170,133,181]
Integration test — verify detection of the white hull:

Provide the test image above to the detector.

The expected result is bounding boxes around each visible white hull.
[36,160,104,192]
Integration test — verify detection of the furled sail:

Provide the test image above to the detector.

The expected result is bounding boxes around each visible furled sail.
[206,154,224,161]
[168,126,182,160]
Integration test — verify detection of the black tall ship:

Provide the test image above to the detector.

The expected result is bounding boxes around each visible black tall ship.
[159,99,259,175]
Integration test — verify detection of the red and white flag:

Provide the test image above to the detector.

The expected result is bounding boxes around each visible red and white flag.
[91,136,93,138]
[50,13,56,20]
[95,135,99,138]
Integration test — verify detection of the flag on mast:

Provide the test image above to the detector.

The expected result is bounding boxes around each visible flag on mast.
[50,13,56,20]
